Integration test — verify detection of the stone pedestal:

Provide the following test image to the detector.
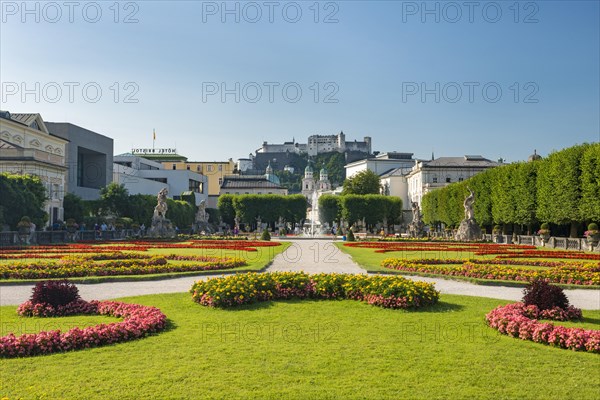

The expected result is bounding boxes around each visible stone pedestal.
[147,217,176,238]
[455,218,482,242]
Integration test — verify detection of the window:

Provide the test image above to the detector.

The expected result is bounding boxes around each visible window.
[432,177,438,183]
[458,177,464,182]
[446,177,451,183]
[207,165,213,172]
[218,164,222,171]
[218,178,223,185]
[196,165,202,172]
[186,165,190,170]
[257,192,262,194]
[172,164,176,170]
[189,179,202,193]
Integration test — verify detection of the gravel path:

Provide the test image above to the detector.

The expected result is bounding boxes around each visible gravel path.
[1,239,599,309]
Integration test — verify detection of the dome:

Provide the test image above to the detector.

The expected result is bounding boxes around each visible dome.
[528,149,542,162]
[320,167,327,175]
[305,164,313,173]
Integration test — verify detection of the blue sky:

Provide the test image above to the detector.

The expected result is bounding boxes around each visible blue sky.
[1,1,599,162]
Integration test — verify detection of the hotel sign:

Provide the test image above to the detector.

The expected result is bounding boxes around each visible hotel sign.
[131,148,177,155]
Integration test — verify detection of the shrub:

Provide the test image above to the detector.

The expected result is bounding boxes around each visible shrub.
[30,280,81,308]
[347,229,355,242]
[522,279,569,311]
[540,223,550,230]
[261,229,271,241]
[493,225,502,233]
[588,223,599,231]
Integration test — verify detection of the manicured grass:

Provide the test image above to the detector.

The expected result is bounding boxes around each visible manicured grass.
[1,292,599,399]
[337,243,600,289]
[0,242,290,284]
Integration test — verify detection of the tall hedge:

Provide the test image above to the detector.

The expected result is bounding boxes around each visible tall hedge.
[421,143,600,236]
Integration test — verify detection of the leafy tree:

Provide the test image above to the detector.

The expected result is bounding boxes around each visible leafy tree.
[318,195,341,226]
[217,194,236,226]
[579,143,600,223]
[537,144,588,236]
[340,195,366,226]
[342,170,381,195]
[63,192,86,222]
[0,173,48,229]
[100,182,130,217]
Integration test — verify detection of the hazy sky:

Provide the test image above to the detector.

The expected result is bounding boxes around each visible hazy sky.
[1,1,599,162]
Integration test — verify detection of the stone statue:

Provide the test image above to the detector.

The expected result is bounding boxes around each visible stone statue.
[153,188,169,218]
[196,199,208,223]
[147,188,176,238]
[455,187,482,241]
[408,202,424,237]
[463,187,475,220]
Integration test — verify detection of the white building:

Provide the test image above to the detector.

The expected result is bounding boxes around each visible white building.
[345,152,416,178]
[0,111,68,226]
[113,154,208,205]
[219,163,288,195]
[256,131,371,157]
[406,156,500,206]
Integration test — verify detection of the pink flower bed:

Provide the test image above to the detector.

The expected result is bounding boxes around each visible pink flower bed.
[1,300,167,358]
[486,303,600,353]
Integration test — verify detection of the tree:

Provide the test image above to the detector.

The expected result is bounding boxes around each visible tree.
[217,194,236,226]
[342,170,381,195]
[63,193,86,222]
[579,143,600,223]
[318,195,341,226]
[100,182,130,217]
[0,173,48,229]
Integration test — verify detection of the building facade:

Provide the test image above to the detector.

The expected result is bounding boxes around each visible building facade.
[0,112,68,226]
[345,152,416,178]
[114,154,208,205]
[257,131,371,157]
[406,156,499,206]
[45,122,113,200]
[220,164,288,196]
[164,159,236,207]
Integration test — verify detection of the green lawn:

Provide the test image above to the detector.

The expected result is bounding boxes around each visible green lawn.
[0,242,290,284]
[1,293,599,399]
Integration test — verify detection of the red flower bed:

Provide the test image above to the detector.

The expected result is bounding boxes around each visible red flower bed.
[485,303,599,353]
[1,300,167,358]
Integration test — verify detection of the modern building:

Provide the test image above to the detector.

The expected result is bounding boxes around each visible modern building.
[113,154,208,205]
[0,111,68,226]
[164,159,236,207]
[405,155,500,206]
[220,163,288,196]
[45,122,113,200]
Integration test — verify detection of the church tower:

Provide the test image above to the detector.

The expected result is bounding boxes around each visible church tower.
[318,167,331,191]
[302,163,315,197]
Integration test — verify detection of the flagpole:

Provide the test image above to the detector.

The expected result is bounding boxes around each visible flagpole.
[153,128,156,151]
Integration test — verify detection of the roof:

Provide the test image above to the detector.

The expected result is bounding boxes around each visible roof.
[221,175,284,189]
[423,156,498,168]
[138,154,188,162]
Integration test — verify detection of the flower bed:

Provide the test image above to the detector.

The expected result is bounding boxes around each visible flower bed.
[0,300,167,358]
[190,272,440,309]
[381,258,600,285]
[485,303,599,353]
[0,255,246,279]
[345,241,600,260]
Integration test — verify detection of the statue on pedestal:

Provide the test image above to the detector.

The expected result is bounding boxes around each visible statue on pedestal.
[455,187,482,242]
[408,202,425,238]
[147,188,176,238]
[194,199,213,234]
